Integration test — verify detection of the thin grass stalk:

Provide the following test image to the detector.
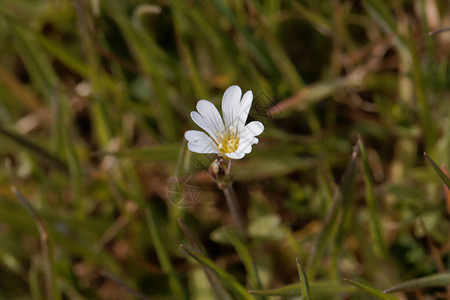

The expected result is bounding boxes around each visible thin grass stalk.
[307,140,359,279]
[55,86,84,218]
[407,27,435,150]
[120,164,186,299]
[74,0,113,147]
[0,125,68,173]
[171,2,207,98]
[358,137,388,258]
[145,208,187,300]
[418,219,450,297]
[11,186,59,300]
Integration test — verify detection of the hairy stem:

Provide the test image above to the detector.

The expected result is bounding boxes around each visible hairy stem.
[219,160,246,235]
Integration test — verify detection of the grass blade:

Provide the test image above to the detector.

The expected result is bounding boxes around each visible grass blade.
[209,0,277,77]
[11,186,60,300]
[96,144,181,161]
[424,153,450,189]
[248,281,354,297]
[74,0,114,147]
[358,137,388,258]
[180,244,253,300]
[145,209,187,300]
[307,139,360,278]
[108,3,177,142]
[225,229,265,295]
[9,23,57,102]
[344,279,398,300]
[407,29,435,150]
[178,220,233,300]
[362,0,407,53]
[296,258,311,300]
[0,125,68,173]
[384,273,450,293]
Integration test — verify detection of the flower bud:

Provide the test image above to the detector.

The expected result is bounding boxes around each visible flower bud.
[209,158,225,182]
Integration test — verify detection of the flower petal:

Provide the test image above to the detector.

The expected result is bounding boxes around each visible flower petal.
[190,100,225,143]
[237,90,253,131]
[185,130,220,154]
[225,151,246,159]
[222,85,242,129]
[243,121,264,137]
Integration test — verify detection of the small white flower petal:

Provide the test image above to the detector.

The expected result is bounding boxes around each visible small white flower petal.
[186,85,264,159]
[237,90,253,131]
[185,130,220,154]
[222,85,242,129]
[190,111,219,143]
[243,121,264,137]
[225,151,246,159]
[190,100,225,143]
[196,100,225,137]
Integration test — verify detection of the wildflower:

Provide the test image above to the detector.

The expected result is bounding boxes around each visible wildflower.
[185,85,264,159]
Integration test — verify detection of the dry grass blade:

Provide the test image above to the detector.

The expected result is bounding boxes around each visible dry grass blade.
[270,38,390,114]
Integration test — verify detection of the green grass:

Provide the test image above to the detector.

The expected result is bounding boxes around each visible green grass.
[0,0,449,299]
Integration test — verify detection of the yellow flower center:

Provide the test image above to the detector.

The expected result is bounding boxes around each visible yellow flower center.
[217,126,239,154]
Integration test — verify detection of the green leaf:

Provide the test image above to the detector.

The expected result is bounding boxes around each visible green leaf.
[180,244,254,300]
[424,153,450,189]
[344,279,398,300]
[248,214,283,240]
[296,258,311,300]
[384,273,450,293]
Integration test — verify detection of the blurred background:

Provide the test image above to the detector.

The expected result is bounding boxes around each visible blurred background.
[0,0,449,299]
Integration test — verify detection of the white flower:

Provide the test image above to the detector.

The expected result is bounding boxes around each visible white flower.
[185,85,264,159]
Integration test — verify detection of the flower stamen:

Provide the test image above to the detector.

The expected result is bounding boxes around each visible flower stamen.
[217,130,239,154]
